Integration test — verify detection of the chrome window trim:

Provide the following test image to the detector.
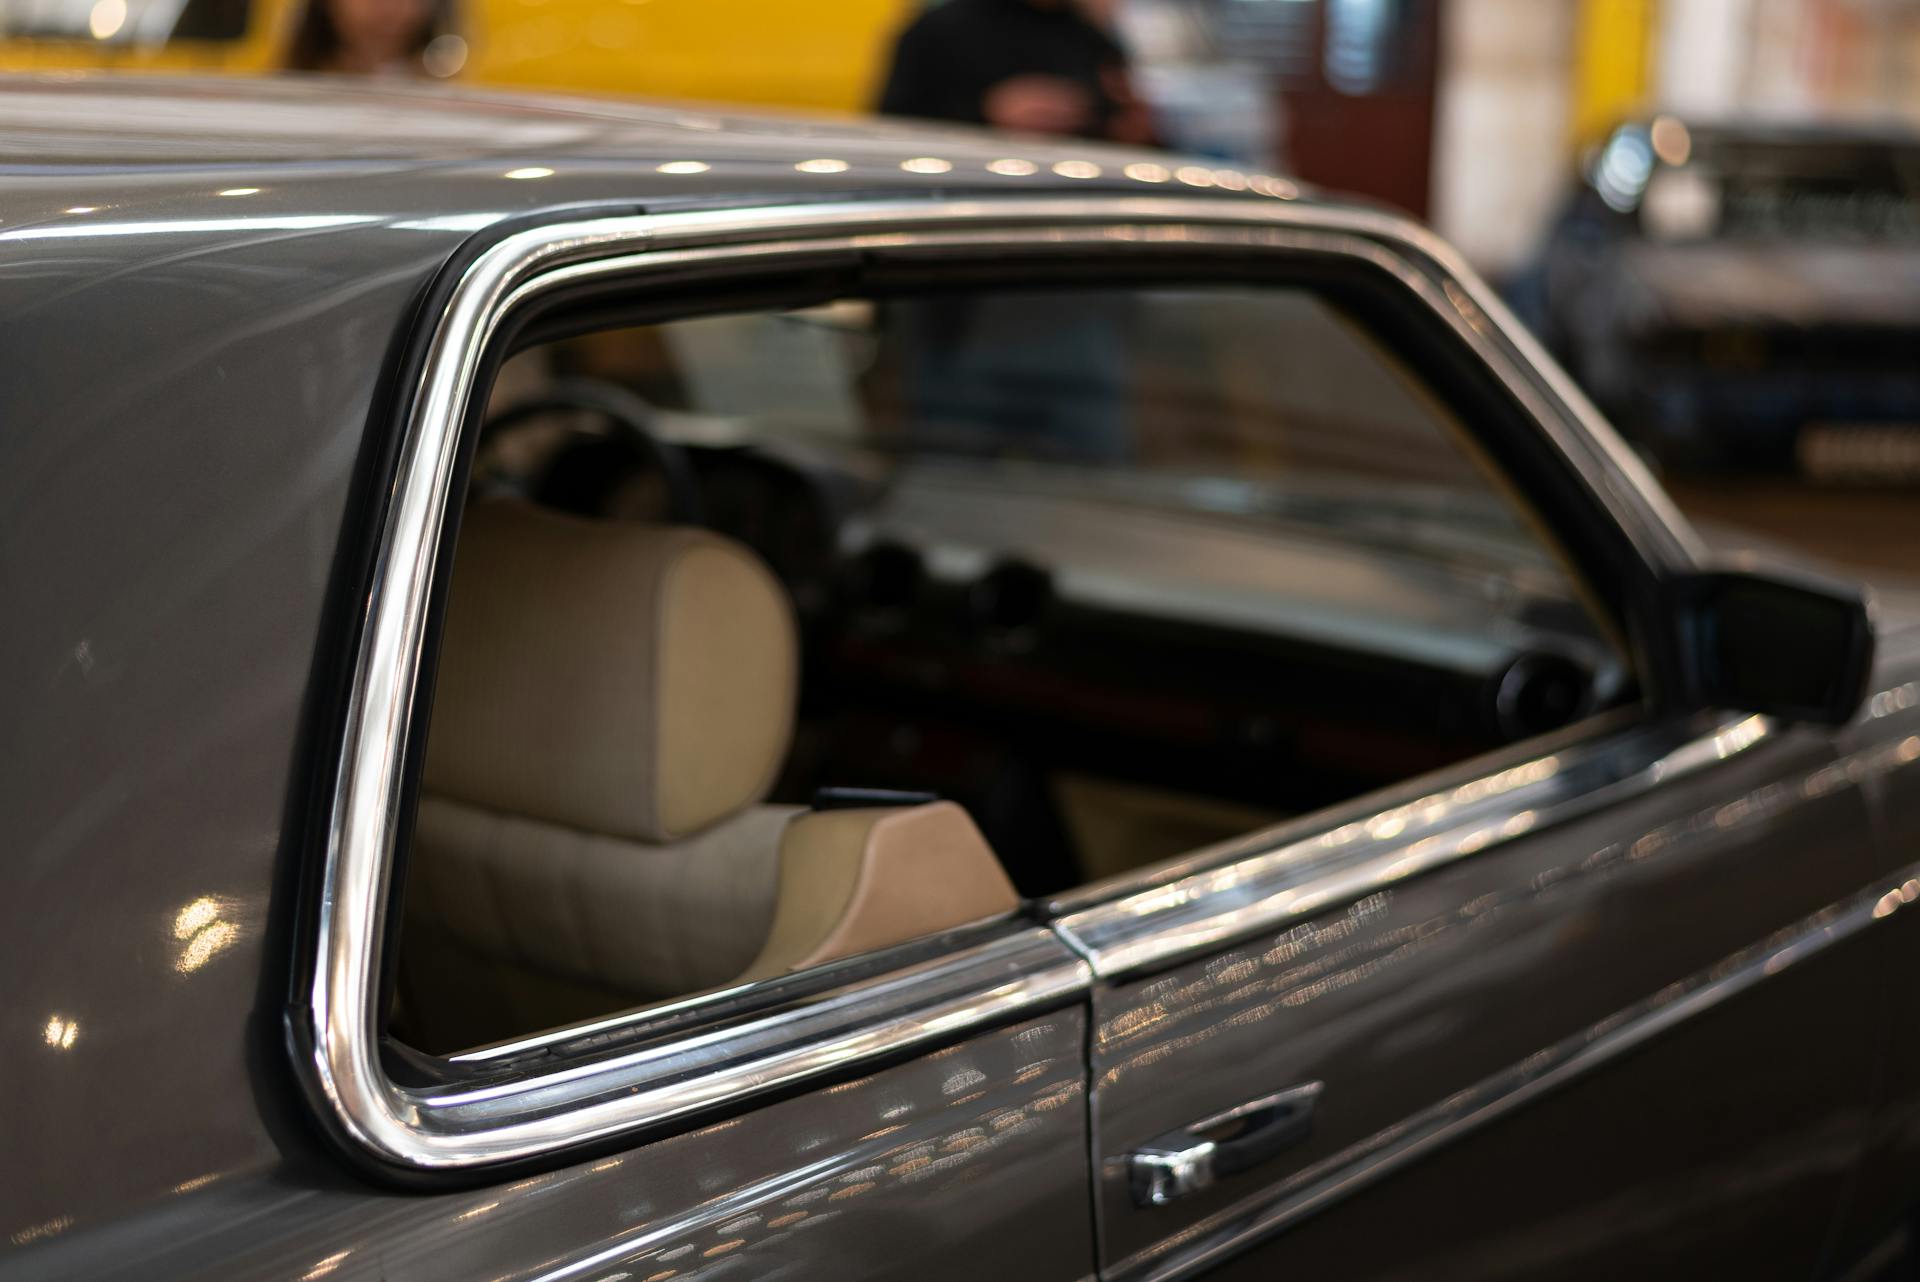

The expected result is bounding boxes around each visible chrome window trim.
[1054,713,1776,980]
[633,196,1704,567]
[298,196,1706,1173]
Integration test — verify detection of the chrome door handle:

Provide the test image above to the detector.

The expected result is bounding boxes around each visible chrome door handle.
[1128,1081,1323,1207]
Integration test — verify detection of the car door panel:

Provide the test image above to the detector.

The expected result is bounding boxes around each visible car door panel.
[1817,647,1920,1265]
[1194,954,1870,1282]
[6,1011,1094,1282]
[1072,716,1881,1281]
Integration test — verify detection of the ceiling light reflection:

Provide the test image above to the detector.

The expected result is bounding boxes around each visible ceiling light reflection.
[987,158,1038,176]
[388,212,509,232]
[176,922,239,973]
[503,167,555,180]
[1124,162,1170,183]
[174,896,221,939]
[299,1250,351,1281]
[1650,115,1692,167]
[217,187,261,197]
[422,33,469,78]
[87,0,126,40]
[42,1015,78,1051]
[656,160,710,174]
[901,157,952,174]
[1052,160,1102,179]
[173,895,241,973]
[795,159,850,174]
[0,215,382,244]
[8,1217,74,1248]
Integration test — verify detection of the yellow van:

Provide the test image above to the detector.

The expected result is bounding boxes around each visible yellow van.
[0,0,911,112]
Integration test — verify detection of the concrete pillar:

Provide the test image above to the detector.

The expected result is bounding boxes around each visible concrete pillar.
[1431,0,1580,274]
[1655,0,1757,115]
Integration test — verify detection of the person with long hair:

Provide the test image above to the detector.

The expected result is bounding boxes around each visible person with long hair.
[285,0,461,77]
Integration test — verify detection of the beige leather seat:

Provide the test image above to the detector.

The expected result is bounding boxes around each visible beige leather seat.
[740,800,1017,982]
[397,499,1018,1054]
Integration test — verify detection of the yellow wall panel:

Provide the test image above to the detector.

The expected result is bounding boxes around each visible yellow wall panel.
[0,0,914,112]
[1572,0,1657,145]
[467,0,911,110]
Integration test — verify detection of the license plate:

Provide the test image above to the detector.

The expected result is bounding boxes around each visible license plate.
[1797,422,1920,483]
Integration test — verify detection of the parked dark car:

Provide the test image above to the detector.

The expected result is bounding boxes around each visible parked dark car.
[1515,118,1920,480]
[5,77,1920,1282]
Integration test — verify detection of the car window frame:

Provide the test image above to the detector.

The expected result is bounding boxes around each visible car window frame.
[291,195,1717,1180]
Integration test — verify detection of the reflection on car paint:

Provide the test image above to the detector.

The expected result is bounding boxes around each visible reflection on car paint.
[13,1013,1091,1282]
[1085,676,1920,1278]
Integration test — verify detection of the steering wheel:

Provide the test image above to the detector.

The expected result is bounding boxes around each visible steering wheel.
[483,377,705,526]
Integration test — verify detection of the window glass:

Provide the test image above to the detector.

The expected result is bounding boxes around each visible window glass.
[393,282,1626,1054]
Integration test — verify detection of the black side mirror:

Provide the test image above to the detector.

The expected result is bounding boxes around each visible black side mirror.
[1663,567,1876,727]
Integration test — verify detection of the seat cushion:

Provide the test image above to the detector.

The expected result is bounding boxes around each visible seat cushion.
[405,796,799,1022]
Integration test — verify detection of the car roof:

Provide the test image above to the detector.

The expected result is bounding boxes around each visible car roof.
[0,74,1336,301]
[0,73,1309,207]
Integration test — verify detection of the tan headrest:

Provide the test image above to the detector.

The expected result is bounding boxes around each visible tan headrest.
[738,802,1020,981]
[423,500,798,843]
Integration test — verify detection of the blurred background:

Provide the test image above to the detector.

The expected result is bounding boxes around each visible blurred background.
[4,0,1915,574]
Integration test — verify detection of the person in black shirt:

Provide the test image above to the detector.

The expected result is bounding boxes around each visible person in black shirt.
[877,0,1153,144]
[877,0,1148,462]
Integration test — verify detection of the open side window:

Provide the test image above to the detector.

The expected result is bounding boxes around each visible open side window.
[390,274,1635,1055]
[297,205,1681,1178]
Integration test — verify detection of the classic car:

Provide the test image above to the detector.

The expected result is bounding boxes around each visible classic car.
[4,76,1920,1282]
[1513,117,1920,481]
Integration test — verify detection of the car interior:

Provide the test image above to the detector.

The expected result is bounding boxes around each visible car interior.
[389,283,1628,1055]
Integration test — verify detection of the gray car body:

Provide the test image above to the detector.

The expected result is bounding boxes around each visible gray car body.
[2,76,1919,1282]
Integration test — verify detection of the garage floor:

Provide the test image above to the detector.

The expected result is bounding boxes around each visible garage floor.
[1666,479,1920,583]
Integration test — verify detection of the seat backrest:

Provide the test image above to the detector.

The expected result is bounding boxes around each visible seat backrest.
[398,498,1025,1055]
[399,499,800,1051]
[422,499,797,846]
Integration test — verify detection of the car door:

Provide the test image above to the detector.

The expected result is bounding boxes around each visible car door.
[280,195,1881,1282]
[1045,271,1889,1277]
[1062,710,1883,1281]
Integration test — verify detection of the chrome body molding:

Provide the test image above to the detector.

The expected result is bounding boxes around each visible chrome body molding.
[313,903,1080,1167]
[1054,714,1774,980]
[414,928,1084,1161]
[1114,858,1920,1282]
[298,196,1705,1172]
